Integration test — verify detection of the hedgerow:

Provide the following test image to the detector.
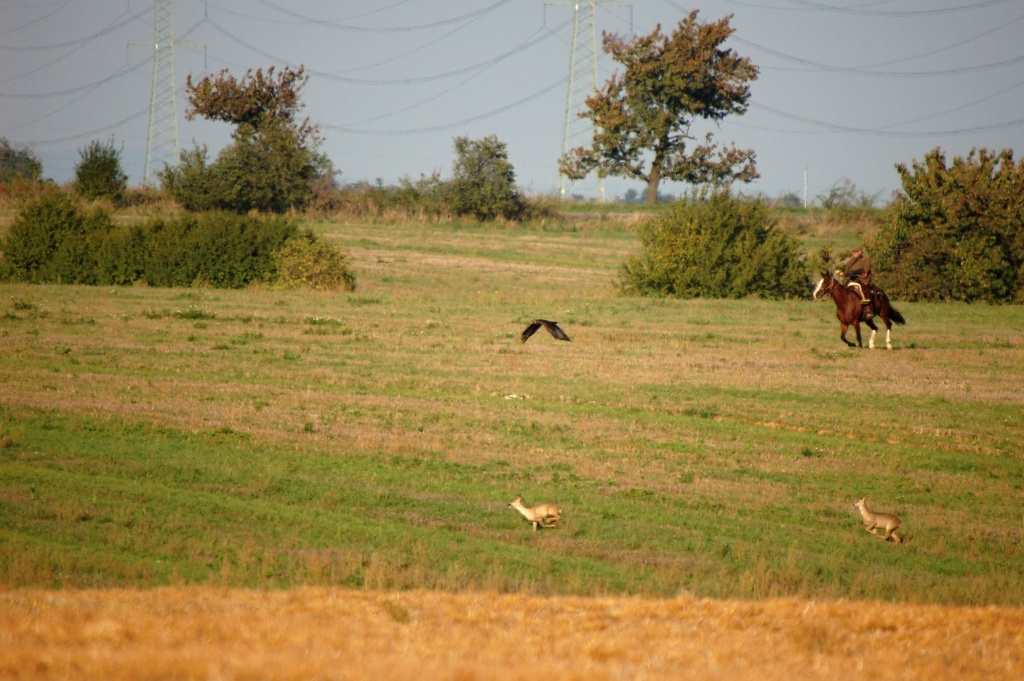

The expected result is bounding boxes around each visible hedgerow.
[1,189,354,290]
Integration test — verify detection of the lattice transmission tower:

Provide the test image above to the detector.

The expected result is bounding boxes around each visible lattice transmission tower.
[550,1,630,200]
[133,0,203,185]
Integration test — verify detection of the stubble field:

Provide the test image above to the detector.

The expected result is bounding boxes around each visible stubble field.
[1,213,1023,678]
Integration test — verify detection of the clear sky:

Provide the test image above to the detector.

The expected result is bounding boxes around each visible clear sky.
[2,0,1023,203]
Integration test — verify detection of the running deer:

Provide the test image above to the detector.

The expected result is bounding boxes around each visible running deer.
[508,495,562,531]
[853,496,903,544]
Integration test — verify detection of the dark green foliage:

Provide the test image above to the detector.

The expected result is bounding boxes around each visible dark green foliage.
[618,190,808,299]
[447,135,526,221]
[73,138,127,203]
[140,213,298,288]
[1,191,349,289]
[873,148,1024,303]
[213,119,329,213]
[0,137,43,183]
[2,187,112,284]
[95,224,149,286]
[157,145,222,212]
[273,229,356,291]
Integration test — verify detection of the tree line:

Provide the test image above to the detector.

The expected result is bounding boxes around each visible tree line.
[2,11,1022,302]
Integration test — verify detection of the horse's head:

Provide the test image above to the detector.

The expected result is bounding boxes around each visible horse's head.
[812,271,835,300]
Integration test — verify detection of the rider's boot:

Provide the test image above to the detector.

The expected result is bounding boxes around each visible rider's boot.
[855,284,872,320]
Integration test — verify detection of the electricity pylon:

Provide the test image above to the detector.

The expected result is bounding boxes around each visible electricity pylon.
[132,0,203,185]
[549,1,631,200]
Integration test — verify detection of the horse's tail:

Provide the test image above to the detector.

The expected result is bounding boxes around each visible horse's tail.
[888,303,907,326]
[877,289,907,325]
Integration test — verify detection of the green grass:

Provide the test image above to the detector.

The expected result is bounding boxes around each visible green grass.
[1,216,1023,604]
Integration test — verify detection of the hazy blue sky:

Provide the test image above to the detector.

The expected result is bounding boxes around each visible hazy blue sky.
[3,0,1023,202]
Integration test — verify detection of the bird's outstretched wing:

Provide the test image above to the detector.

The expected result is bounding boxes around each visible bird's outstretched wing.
[541,320,571,341]
[521,319,571,343]
[520,321,542,343]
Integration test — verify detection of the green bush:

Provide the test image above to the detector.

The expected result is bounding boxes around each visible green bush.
[157,144,223,212]
[0,137,43,183]
[618,190,808,299]
[873,147,1024,303]
[140,213,298,288]
[447,135,526,221]
[272,229,356,291]
[73,139,127,203]
[95,224,149,286]
[2,188,112,284]
[1,196,347,290]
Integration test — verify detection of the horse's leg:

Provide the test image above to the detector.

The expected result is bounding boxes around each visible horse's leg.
[854,322,863,348]
[840,322,856,347]
[866,319,879,350]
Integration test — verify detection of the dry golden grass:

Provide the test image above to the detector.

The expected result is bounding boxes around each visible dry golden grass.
[1,587,1022,680]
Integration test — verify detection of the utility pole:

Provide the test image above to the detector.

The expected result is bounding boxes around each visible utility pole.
[131,0,204,185]
[548,1,630,201]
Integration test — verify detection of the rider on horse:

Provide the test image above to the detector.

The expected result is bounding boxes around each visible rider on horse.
[838,246,872,306]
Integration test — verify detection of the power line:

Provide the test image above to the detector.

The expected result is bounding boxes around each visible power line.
[783,0,1017,17]
[731,11,1024,75]
[230,0,515,32]
[0,0,74,38]
[322,75,568,135]
[748,100,1024,137]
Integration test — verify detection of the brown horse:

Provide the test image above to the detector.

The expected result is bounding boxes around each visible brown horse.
[813,271,906,349]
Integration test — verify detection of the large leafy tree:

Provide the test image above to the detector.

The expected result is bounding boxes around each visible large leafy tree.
[873,147,1024,303]
[560,11,758,204]
[161,65,332,213]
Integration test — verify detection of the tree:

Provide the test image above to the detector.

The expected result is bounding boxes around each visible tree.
[162,65,332,213]
[560,11,758,205]
[73,138,128,202]
[447,135,525,221]
[0,137,43,183]
[873,147,1024,303]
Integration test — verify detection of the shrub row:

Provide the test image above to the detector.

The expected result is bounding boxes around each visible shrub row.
[0,188,355,290]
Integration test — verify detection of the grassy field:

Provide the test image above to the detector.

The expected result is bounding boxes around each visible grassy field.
[1,215,1023,606]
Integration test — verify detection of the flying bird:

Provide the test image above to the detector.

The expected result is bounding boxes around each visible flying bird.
[520,319,571,343]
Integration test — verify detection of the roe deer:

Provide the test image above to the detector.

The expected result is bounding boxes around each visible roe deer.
[853,496,902,543]
[508,495,562,531]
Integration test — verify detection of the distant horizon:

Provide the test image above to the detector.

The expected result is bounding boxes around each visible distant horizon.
[4,1,1022,203]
